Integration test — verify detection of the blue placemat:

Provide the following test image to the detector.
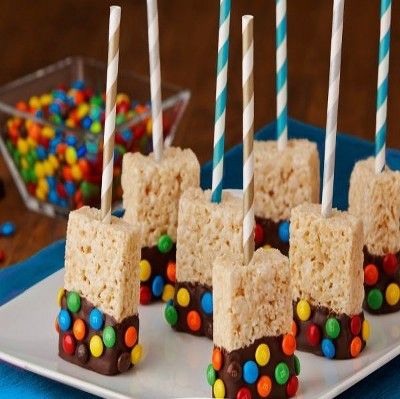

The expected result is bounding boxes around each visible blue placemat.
[1,118,400,399]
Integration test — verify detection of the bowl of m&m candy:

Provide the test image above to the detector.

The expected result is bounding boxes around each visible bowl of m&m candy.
[0,57,190,216]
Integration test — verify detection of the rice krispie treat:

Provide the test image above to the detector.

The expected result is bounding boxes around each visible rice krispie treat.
[349,157,400,314]
[122,146,200,304]
[254,139,320,255]
[207,248,300,398]
[56,206,142,375]
[164,187,243,338]
[289,203,370,359]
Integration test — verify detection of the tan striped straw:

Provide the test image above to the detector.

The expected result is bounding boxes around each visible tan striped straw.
[242,15,255,265]
[147,0,163,161]
[101,6,121,223]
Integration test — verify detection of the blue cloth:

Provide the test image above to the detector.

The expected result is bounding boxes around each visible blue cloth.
[1,118,400,398]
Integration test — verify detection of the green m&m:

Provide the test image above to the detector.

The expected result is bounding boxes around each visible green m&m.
[158,234,173,254]
[275,362,289,385]
[103,326,117,348]
[164,304,178,326]
[325,317,341,339]
[367,288,383,310]
[206,363,216,386]
[67,291,81,313]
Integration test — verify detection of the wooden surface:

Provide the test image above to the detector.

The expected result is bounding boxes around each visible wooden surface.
[0,0,399,267]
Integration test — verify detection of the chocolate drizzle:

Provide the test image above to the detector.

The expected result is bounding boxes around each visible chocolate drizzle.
[140,243,176,303]
[363,247,400,314]
[255,216,289,256]
[214,335,297,399]
[293,301,366,359]
[172,281,213,339]
[58,292,139,375]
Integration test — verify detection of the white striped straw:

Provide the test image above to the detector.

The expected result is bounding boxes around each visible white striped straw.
[101,6,121,223]
[242,15,255,265]
[321,0,344,218]
[147,0,163,161]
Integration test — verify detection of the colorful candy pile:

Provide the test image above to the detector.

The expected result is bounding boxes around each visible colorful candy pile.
[3,80,172,213]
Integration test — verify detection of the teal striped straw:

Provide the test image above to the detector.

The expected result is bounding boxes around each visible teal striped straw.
[375,0,391,174]
[276,0,288,150]
[211,0,231,203]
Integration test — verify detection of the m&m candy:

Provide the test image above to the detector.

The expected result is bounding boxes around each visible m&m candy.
[89,308,104,330]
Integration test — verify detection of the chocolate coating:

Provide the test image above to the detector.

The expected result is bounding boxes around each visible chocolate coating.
[58,291,139,375]
[363,247,400,314]
[293,301,366,359]
[172,281,213,339]
[214,335,297,399]
[141,243,176,302]
[255,216,289,256]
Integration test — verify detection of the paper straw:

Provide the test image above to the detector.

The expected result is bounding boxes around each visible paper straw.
[375,0,391,174]
[321,0,345,218]
[147,0,163,162]
[101,6,121,223]
[242,15,255,265]
[276,0,288,150]
[211,0,231,203]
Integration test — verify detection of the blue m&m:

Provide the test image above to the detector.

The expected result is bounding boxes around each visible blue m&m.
[89,308,104,330]
[58,309,72,331]
[201,292,213,315]
[152,275,164,297]
[321,338,336,359]
[278,221,290,243]
[243,360,259,384]
[0,222,16,236]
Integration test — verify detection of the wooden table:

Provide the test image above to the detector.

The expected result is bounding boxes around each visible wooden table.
[0,0,399,267]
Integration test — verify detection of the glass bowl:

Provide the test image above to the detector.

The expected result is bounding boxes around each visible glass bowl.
[0,56,190,217]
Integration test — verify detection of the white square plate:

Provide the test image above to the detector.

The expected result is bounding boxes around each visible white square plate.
[0,269,400,399]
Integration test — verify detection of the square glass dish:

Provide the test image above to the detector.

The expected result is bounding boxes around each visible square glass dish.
[0,56,190,217]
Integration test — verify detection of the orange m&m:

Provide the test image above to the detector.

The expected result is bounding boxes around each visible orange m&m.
[73,319,86,341]
[125,326,138,348]
[364,264,379,286]
[212,348,223,371]
[257,375,272,398]
[187,310,201,332]
[282,334,296,355]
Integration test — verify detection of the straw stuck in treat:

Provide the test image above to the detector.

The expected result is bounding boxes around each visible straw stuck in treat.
[101,5,121,223]
[242,15,255,266]
[375,0,391,174]
[321,0,344,219]
[276,0,288,151]
[211,0,231,203]
[146,0,164,162]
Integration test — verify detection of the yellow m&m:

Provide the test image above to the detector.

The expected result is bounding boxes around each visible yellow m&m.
[177,288,190,307]
[90,335,104,357]
[362,319,370,341]
[296,299,311,321]
[57,288,65,307]
[131,344,143,365]
[213,379,225,398]
[385,283,400,306]
[162,284,175,302]
[139,260,151,282]
[255,343,270,366]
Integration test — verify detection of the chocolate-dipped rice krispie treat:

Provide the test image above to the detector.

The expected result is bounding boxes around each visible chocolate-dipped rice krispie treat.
[289,203,370,359]
[254,139,320,255]
[207,248,300,399]
[164,187,243,338]
[56,206,142,375]
[122,146,200,304]
[349,157,400,314]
